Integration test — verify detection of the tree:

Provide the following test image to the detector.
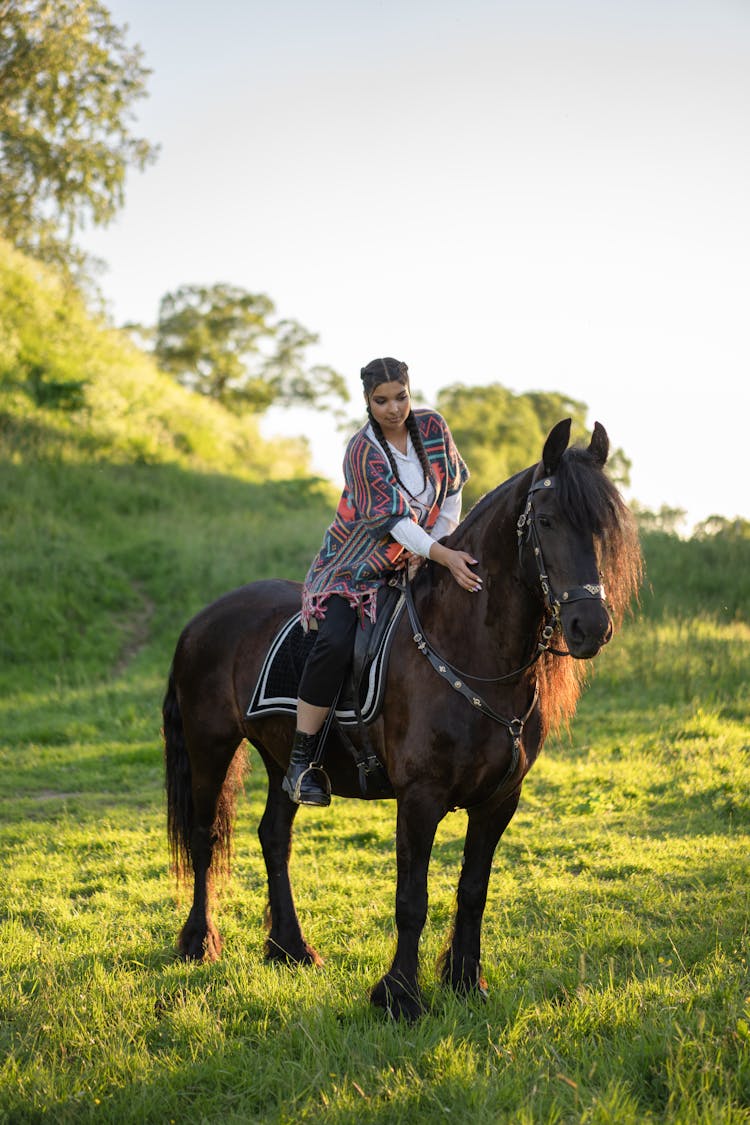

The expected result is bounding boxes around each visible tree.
[436,382,630,505]
[0,0,157,274]
[693,514,750,542]
[631,503,688,536]
[436,383,543,506]
[151,283,349,414]
[524,390,589,438]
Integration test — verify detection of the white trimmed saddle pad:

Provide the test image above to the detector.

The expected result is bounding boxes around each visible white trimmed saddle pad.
[245,595,405,727]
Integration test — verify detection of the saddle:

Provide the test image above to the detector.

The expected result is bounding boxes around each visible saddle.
[245,584,404,795]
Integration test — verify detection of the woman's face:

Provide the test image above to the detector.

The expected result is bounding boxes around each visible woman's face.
[367,380,410,435]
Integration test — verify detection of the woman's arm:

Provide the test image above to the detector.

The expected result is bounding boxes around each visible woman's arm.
[390,513,482,593]
[430,489,462,540]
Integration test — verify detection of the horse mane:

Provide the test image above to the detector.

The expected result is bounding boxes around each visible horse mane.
[452,465,530,539]
[437,442,643,739]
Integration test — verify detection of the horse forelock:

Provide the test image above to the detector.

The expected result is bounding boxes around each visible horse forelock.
[556,446,617,534]
[451,451,640,617]
[556,446,643,624]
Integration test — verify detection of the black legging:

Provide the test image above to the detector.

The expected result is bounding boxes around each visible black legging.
[298,594,359,708]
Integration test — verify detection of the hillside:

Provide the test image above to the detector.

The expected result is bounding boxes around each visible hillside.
[0,239,335,690]
[2,235,748,695]
[0,237,316,477]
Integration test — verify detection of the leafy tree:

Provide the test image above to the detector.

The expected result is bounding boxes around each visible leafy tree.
[693,514,750,542]
[436,383,542,505]
[524,390,589,437]
[631,503,688,537]
[0,0,157,274]
[151,283,349,414]
[436,382,630,505]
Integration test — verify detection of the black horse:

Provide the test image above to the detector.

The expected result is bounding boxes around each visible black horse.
[163,419,641,1019]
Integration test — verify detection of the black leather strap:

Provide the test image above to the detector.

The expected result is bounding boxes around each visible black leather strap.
[404,581,538,741]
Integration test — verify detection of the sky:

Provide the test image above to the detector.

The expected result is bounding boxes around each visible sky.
[80,0,750,530]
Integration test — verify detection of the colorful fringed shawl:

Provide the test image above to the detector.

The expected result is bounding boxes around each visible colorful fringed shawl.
[301,409,469,626]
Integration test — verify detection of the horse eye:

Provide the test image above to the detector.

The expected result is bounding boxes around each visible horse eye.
[538,516,552,529]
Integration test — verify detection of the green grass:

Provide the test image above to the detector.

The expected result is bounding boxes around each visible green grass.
[1,613,748,1124]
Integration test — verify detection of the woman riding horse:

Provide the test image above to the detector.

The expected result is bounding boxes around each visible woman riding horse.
[164,399,642,1018]
[284,356,478,806]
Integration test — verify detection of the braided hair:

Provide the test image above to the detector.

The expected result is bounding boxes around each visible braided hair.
[360,357,434,501]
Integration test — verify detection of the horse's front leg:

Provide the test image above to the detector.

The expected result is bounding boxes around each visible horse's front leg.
[439,787,522,997]
[371,788,443,1021]
[257,753,322,966]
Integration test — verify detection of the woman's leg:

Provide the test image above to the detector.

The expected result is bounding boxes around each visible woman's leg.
[284,596,359,806]
[296,700,330,736]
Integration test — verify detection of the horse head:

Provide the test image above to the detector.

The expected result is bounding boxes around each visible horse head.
[519,419,617,659]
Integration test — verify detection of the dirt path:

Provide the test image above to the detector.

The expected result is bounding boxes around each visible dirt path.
[112,582,156,677]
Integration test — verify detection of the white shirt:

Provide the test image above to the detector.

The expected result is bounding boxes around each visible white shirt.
[367,425,462,558]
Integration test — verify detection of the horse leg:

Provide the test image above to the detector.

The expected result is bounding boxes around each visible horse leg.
[178,746,242,962]
[439,787,522,996]
[180,829,222,962]
[257,753,322,966]
[370,789,443,1021]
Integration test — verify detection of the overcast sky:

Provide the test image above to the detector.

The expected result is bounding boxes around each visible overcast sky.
[81,0,750,529]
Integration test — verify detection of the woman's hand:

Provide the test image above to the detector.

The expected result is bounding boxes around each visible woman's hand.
[429,543,483,593]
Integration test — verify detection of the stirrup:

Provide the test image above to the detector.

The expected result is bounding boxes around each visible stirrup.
[283,763,331,807]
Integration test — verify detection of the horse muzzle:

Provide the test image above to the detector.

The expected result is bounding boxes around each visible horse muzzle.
[559,599,613,659]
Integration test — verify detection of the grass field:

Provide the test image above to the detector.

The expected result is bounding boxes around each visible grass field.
[1,246,748,1119]
[1,545,748,1122]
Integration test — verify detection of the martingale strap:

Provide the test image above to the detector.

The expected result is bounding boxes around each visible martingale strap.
[403,581,538,759]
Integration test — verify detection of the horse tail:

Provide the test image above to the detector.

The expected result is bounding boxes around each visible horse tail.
[163,663,193,883]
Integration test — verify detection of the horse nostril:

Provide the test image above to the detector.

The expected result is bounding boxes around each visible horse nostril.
[569,616,586,646]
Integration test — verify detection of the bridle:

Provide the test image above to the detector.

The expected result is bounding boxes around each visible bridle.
[516,474,608,633]
[402,472,611,797]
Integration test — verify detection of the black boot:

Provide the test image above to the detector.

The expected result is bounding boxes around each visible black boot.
[282,730,331,807]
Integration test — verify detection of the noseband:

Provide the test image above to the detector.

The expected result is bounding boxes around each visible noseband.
[516,474,608,634]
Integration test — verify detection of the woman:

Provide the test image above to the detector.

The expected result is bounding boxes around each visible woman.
[284,356,482,806]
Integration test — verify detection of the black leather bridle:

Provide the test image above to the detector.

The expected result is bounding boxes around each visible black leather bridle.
[516,474,608,631]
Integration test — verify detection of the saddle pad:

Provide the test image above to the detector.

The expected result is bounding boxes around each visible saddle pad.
[245,596,405,727]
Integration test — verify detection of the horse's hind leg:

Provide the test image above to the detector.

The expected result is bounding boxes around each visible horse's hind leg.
[178,742,244,962]
[439,788,522,996]
[256,749,322,966]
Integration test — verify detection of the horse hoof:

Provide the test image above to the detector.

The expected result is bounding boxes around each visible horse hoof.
[178,923,222,962]
[370,973,425,1021]
[441,955,488,1000]
[265,938,324,967]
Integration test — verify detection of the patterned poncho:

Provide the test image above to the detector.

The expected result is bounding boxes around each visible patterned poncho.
[301,408,469,626]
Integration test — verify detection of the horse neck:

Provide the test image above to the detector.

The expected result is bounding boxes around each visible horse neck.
[418,467,542,676]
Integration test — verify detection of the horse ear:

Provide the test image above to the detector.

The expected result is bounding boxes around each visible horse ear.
[588,421,609,466]
[542,418,571,473]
